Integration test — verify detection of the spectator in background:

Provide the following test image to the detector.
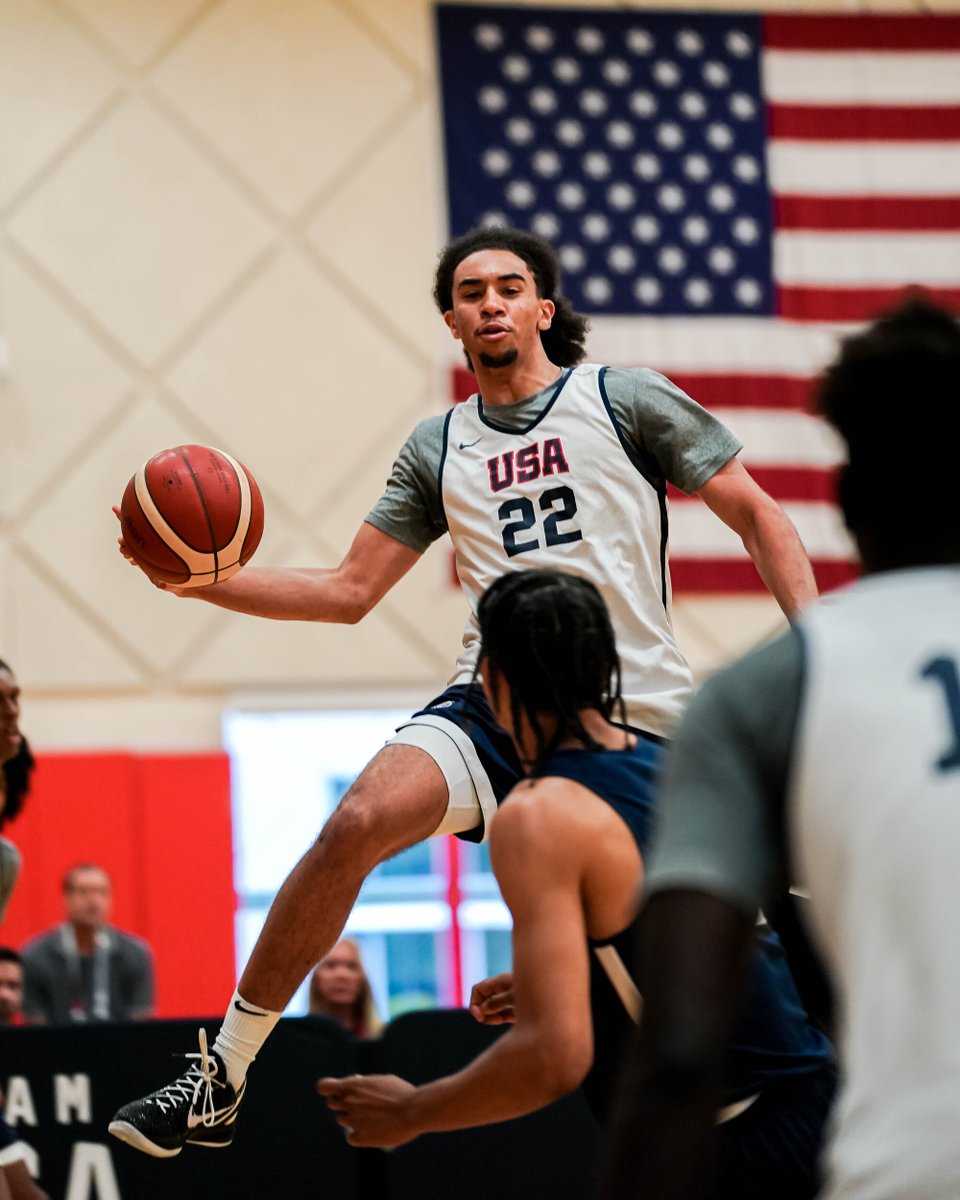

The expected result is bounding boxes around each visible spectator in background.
[0,660,32,925]
[308,939,382,1038]
[0,948,24,1025]
[21,864,154,1024]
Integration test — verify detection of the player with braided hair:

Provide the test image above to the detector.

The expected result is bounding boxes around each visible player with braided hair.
[320,569,836,1200]
[473,569,626,774]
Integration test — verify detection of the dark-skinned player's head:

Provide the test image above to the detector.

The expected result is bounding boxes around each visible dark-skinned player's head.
[476,568,624,775]
[433,226,589,369]
[816,297,960,573]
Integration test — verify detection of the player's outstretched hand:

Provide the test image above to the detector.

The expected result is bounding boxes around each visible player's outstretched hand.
[111,506,190,594]
[469,972,516,1025]
[318,1074,418,1148]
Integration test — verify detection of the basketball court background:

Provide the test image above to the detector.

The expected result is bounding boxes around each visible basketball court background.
[1,0,958,1009]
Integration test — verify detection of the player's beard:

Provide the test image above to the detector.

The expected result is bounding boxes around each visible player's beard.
[478,348,519,369]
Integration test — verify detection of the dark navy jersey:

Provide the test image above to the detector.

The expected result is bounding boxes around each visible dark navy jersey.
[541,739,834,1121]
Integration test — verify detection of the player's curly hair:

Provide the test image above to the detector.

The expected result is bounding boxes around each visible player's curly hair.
[433,226,589,369]
[815,296,960,568]
[475,569,625,776]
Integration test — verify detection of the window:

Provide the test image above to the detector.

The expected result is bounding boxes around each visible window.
[224,708,512,1017]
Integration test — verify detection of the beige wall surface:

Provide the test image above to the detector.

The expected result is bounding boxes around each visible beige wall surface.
[0,0,952,749]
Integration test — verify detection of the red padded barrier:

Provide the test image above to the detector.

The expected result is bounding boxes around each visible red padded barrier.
[0,752,236,1017]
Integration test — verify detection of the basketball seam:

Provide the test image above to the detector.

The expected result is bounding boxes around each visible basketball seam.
[214,449,252,570]
[130,447,254,587]
[177,448,222,581]
[133,473,216,575]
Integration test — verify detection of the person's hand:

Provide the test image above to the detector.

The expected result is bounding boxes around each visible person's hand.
[318,1074,418,1148]
[469,972,516,1025]
[112,506,191,595]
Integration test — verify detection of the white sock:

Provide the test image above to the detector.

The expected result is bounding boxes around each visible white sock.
[213,990,282,1089]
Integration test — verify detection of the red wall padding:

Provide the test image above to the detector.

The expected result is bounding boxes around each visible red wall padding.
[0,752,236,1017]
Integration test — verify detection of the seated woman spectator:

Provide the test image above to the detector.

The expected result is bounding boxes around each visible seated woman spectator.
[308,939,382,1037]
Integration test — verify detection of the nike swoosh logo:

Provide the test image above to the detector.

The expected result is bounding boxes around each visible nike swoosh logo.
[186,1092,243,1130]
[234,999,268,1016]
[459,438,482,450]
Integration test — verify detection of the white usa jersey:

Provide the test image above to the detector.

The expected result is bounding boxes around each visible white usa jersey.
[790,569,960,1200]
[440,363,693,736]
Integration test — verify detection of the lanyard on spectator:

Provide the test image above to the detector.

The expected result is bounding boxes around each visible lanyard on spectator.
[58,923,111,1021]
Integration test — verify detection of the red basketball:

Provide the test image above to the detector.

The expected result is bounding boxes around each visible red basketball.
[120,445,264,587]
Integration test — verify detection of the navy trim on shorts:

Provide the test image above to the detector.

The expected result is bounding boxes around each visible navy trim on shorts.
[409,683,525,843]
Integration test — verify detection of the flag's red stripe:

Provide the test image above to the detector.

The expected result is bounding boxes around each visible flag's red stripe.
[456,368,816,411]
[777,284,960,322]
[769,104,960,143]
[666,373,813,412]
[671,558,857,595]
[774,194,960,233]
[764,14,960,51]
[746,466,838,503]
[453,366,476,403]
[669,466,838,504]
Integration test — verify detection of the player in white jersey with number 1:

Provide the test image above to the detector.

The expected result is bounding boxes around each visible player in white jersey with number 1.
[606,299,960,1200]
[109,225,816,1159]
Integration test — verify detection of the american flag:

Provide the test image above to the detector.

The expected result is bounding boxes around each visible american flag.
[436,5,960,594]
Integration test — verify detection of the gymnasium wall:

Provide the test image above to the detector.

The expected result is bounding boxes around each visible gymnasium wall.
[3,0,932,755]
[0,751,236,1016]
[0,0,951,980]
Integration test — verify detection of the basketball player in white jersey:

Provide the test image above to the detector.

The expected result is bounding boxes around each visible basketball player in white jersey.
[109,226,816,1157]
[603,298,960,1200]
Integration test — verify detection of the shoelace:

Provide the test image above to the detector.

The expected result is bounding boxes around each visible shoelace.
[149,1028,224,1124]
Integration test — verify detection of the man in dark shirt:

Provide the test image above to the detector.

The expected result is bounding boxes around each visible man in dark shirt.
[21,863,153,1024]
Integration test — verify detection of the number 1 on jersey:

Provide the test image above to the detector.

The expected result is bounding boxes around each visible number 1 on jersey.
[921,655,960,772]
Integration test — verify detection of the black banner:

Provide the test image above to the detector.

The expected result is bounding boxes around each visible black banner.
[1,1012,599,1199]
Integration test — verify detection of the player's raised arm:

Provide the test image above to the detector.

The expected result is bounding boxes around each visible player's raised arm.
[116,516,422,625]
[696,457,818,621]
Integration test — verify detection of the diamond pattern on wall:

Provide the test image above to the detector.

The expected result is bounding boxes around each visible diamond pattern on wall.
[0,0,119,209]
[7,96,274,365]
[167,250,430,520]
[59,0,211,67]
[8,550,144,689]
[151,0,417,217]
[15,395,234,673]
[309,101,444,353]
[0,0,845,745]
[1,251,131,515]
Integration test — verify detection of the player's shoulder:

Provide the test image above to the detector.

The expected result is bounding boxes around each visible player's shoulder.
[491,777,576,844]
[397,413,450,463]
[689,626,805,741]
[408,412,449,440]
[601,364,679,389]
[20,927,58,958]
[491,776,603,866]
[601,365,694,409]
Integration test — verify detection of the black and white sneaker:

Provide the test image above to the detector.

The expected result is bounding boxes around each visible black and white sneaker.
[108,1028,246,1158]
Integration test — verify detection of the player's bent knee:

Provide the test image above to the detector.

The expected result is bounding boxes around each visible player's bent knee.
[315,747,450,867]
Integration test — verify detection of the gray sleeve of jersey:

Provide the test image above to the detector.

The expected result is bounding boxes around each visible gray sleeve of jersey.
[644,629,805,915]
[604,367,742,494]
[364,415,449,554]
